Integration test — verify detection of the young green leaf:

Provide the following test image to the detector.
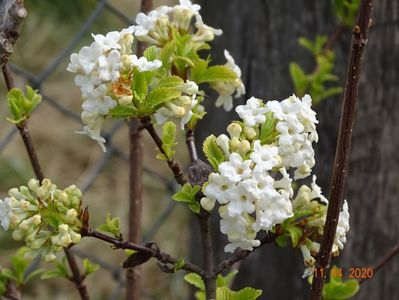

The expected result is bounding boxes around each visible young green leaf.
[140,87,181,114]
[289,62,309,96]
[286,225,303,247]
[131,69,148,103]
[109,105,137,118]
[97,214,121,237]
[83,259,99,276]
[323,266,360,300]
[203,135,226,171]
[259,112,279,145]
[216,270,238,288]
[156,121,177,160]
[172,183,201,213]
[7,86,42,124]
[184,273,205,291]
[192,65,237,84]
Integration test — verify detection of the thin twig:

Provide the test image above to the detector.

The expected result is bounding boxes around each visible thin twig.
[186,129,198,162]
[140,116,187,185]
[323,24,346,52]
[1,64,89,300]
[359,243,399,285]
[309,1,374,299]
[82,229,204,276]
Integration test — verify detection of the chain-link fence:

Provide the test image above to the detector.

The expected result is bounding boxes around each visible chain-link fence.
[0,1,181,299]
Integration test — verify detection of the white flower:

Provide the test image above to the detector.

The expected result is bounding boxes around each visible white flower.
[97,50,122,82]
[218,153,252,183]
[67,42,103,75]
[236,97,267,127]
[178,0,201,13]
[130,55,162,72]
[82,84,117,115]
[76,112,106,152]
[309,176,328,204]
[335,200,350,250]
[214,50,245,111]
[204,173,232,204]
[0,198,13,230]
[250,140,279,171]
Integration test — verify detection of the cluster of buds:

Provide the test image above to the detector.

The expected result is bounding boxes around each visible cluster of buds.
[0,179,83,262]
[292,183,349,277]
[134,0,222,46]
[154,80,200,129]
[201,94,350,266]
[67,26,162,151]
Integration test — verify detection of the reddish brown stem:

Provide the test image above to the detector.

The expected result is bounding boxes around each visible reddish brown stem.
[359,243,399,285]
[140,116,187,185]
[82,229,204,276]
[2,64,89,300]
[309,1,374,299]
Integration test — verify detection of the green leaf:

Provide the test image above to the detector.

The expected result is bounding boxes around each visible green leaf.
[184,273,205,291]
[259,112,279,145]
[216,270,238,288]
[97,214,121,237]
[158,76,184,88]
[143,46,159,61]
[156,121,177,160]
[323,267,359,300]
[24,269,45,284]
[275,235,288,247]
[6,86,42,124]
[174,258,186,272]
[83,259,99,276]
[289,62,309,96]
[203,135,226,171]
[131,69,148,103]
[1,269,18,282]
[140,87,181,114]
[0,276,6,295]
[109,105,136,118]
[172,183,201,213]
[286,225,303,247]
[217,287,262,300]
[192,65,237,84]
[40,269,65,280]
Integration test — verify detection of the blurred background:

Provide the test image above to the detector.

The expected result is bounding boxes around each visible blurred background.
[0,0,398,299]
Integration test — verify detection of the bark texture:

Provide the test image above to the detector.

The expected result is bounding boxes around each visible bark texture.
[196,0,399,299]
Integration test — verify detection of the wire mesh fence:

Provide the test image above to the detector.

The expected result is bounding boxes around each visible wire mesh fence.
[0,1,179,299]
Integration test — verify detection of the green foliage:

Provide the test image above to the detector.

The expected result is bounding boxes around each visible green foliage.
[323,266,360,300]
[216,270,238,288]
[289,36,343,105]
[203,135,226,171]
[333,0,361,27]
[185,271,262,300]
[259,112,279,145]
[7,86,42,125]
[173,258,186,272]
[217,287,263,300]
[82,259,99,277]
[141,87,181,114]
[131,69,149,103]
[0,275,6,295]
[1,248,44,286]
[97,214,121,238]
[156,121,177,160]
[172,183,201,213]
[41,258,69,280]
[191,59,237,84]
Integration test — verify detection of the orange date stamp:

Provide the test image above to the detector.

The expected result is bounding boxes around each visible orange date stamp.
[313,267,374,279]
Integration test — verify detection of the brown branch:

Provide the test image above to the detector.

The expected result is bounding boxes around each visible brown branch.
[323,24,346,52]
[0,0,27,64]
[64,249,90,300]
[213,232,276,276]
[186,128,198,162]
[125,1,152,298]
[359,243,399,285]
[197,212,216,299]
[140,116,187,185]
[309,1,374,299]
[82,229,204,276]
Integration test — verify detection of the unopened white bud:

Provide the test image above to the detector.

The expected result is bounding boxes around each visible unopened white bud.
[200,197,216,212]
[119,95,133,106]
[227,123,242,139]
[243,127,257,140]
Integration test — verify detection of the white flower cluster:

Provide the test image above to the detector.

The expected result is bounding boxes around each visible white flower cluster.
[293,181,350,277]
[133,0,222,46]
[0,179,83,262]
[237,95,318,180]
[212,50,246,111]
[154,80,199,129]
[68,26,162,151]
[202,95,349,261]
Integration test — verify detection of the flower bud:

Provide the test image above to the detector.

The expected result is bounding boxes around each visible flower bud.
[227,123,242,139]
[216,134,230,158]
[44,253,57,262]
[119,95,133,106]
[66,209,78,223]
[200,197,216,212]
[238,140,251,157]
[243,126,257,140]
[229,137,240,152]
